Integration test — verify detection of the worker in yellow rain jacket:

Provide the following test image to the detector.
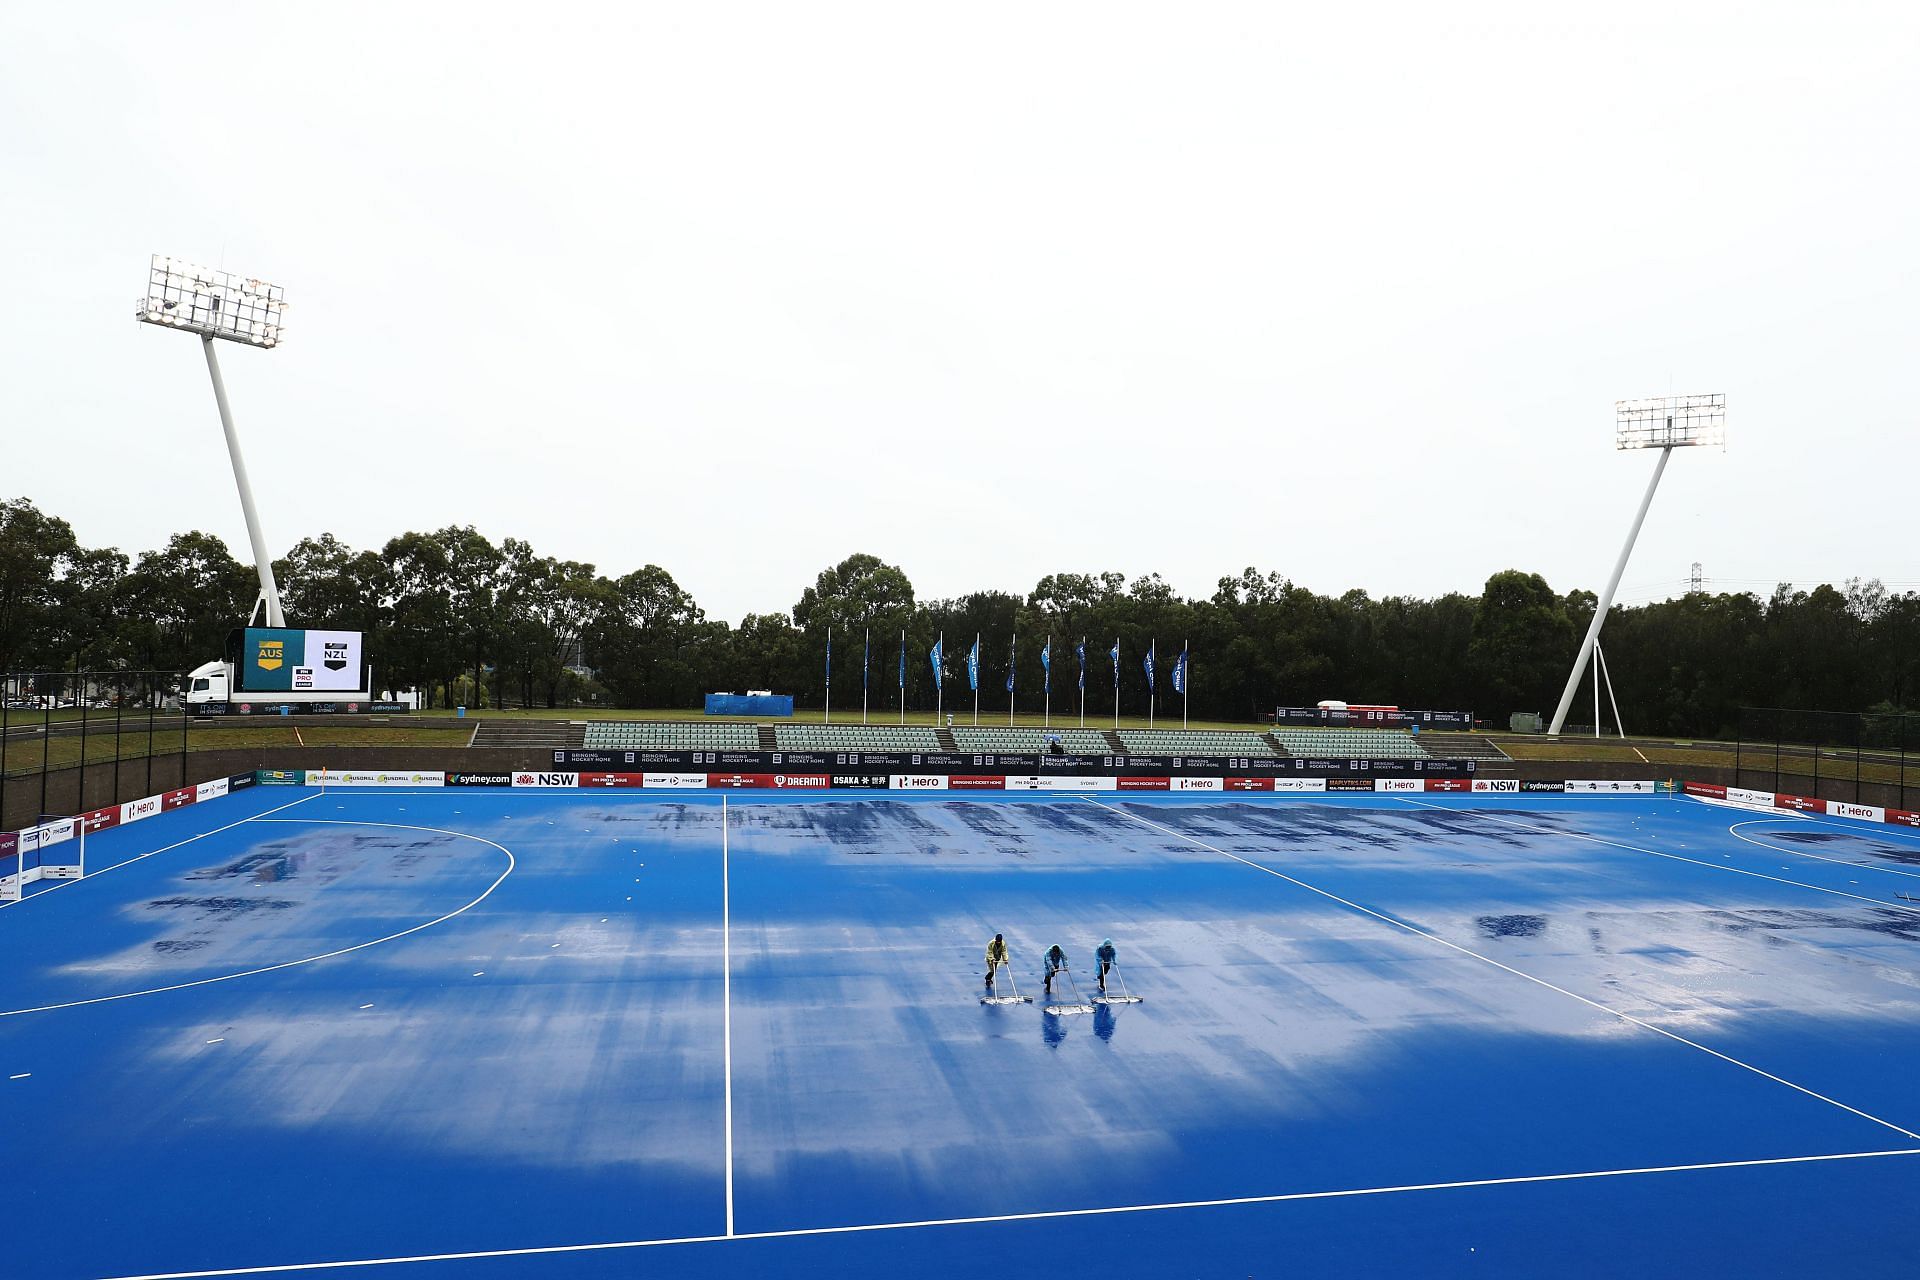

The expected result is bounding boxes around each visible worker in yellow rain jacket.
[985,933,1009,991]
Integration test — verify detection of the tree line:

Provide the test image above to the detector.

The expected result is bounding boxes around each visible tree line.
[2,496,1913,735]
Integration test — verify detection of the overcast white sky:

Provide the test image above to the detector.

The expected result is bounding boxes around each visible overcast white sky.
[3,4,1915,622]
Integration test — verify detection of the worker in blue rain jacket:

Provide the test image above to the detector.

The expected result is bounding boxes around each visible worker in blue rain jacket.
[985,933,1009,990]
[1043,943,1068,996]
[1095,938,1117,993]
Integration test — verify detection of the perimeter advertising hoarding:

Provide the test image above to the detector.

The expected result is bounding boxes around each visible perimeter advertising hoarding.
[550,749,1473,778]
[1274,707,1474,729]
[644,773,709,789]
[307,770,445,788]
[238,628,366,693]
[196,700,409,717]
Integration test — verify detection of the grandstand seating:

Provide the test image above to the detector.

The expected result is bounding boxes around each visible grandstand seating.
[584,722,760,750]
[1116,730,1279,757]
[1271,727,1431,759]
[773,724,943,751]
[951,728,1115,755]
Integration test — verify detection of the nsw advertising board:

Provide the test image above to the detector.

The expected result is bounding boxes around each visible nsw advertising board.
[511,772,579,788]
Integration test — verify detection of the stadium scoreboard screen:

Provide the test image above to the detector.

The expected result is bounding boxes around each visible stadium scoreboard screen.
[239,628,366,692]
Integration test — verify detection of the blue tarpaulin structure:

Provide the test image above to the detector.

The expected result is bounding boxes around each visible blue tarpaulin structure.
[704,693,793,717]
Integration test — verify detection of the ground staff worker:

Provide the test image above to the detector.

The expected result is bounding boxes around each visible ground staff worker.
[1043,943,1068,995]
[985,933,1009,991]
[1096,938,1117,993]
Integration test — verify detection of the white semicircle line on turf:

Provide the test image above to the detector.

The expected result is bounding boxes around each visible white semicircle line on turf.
[1727,820,1920,883]
[0,820,514,1019]
[1395,796,1920,920]
[89,1146,1920,1279]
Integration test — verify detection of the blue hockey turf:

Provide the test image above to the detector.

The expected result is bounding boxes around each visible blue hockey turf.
[5,788,1920,1277]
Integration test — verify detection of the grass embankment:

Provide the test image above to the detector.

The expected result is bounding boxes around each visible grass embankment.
[1,725,472,775]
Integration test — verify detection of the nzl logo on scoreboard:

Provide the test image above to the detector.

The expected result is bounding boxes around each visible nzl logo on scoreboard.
[255,637,284,670]
[322,639,350,671]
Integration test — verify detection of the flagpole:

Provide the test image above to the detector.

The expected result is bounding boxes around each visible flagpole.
[825,624,831,724]
[1113,637,1119,730]
[1043,634,1050,729]
[1149,640,1155,728]
[936,630,943,726]
[899,628,905,725]
[973,632,979,727]
[1079,636,1085,728]
[1183,637,1189,728]
[863,627,869,725]
[1009,632,1016,726]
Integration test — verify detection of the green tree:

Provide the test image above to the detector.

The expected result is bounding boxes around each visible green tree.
[1469,570,1574,718]
[0,497,78,672]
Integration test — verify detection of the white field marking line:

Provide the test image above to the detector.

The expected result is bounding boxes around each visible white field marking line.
[1686,795,1813,819]
[95,1146,1920,1280]
[1088,797,1920,1142]
[1726,820,1920,885]
[722,794,735,1238]
[1399,795,1920,921]
[0,820,514,1019]
[0,792,319,914]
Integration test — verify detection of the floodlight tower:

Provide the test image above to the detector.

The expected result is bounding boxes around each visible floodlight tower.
[135,255,290,628]
[1547,394,1725,737]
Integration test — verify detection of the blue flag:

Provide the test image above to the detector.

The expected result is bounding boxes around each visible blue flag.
[825,629,832,684]
[1109,640,1120,684]
[1005,638,1016,695]
[863,630,869,690]
[898,642,905,689]
[1171,646,1187,695]
[930,637,943,690]
[1143,642,1155,692]
[1041,637,1050,696]
[967,638,979,692]
[1076,640,1086,691]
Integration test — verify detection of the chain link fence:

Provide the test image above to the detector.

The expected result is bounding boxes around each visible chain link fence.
[1733,706,1914,810]
[1,671,190,831]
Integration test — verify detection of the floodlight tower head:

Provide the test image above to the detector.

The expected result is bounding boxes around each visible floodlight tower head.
[136,256,288,348]
[1615,393,1726,451]
[136,254,289,628]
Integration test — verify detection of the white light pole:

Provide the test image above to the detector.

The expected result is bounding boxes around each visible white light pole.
[136,256,290,628]
[1548,394,1725,736]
